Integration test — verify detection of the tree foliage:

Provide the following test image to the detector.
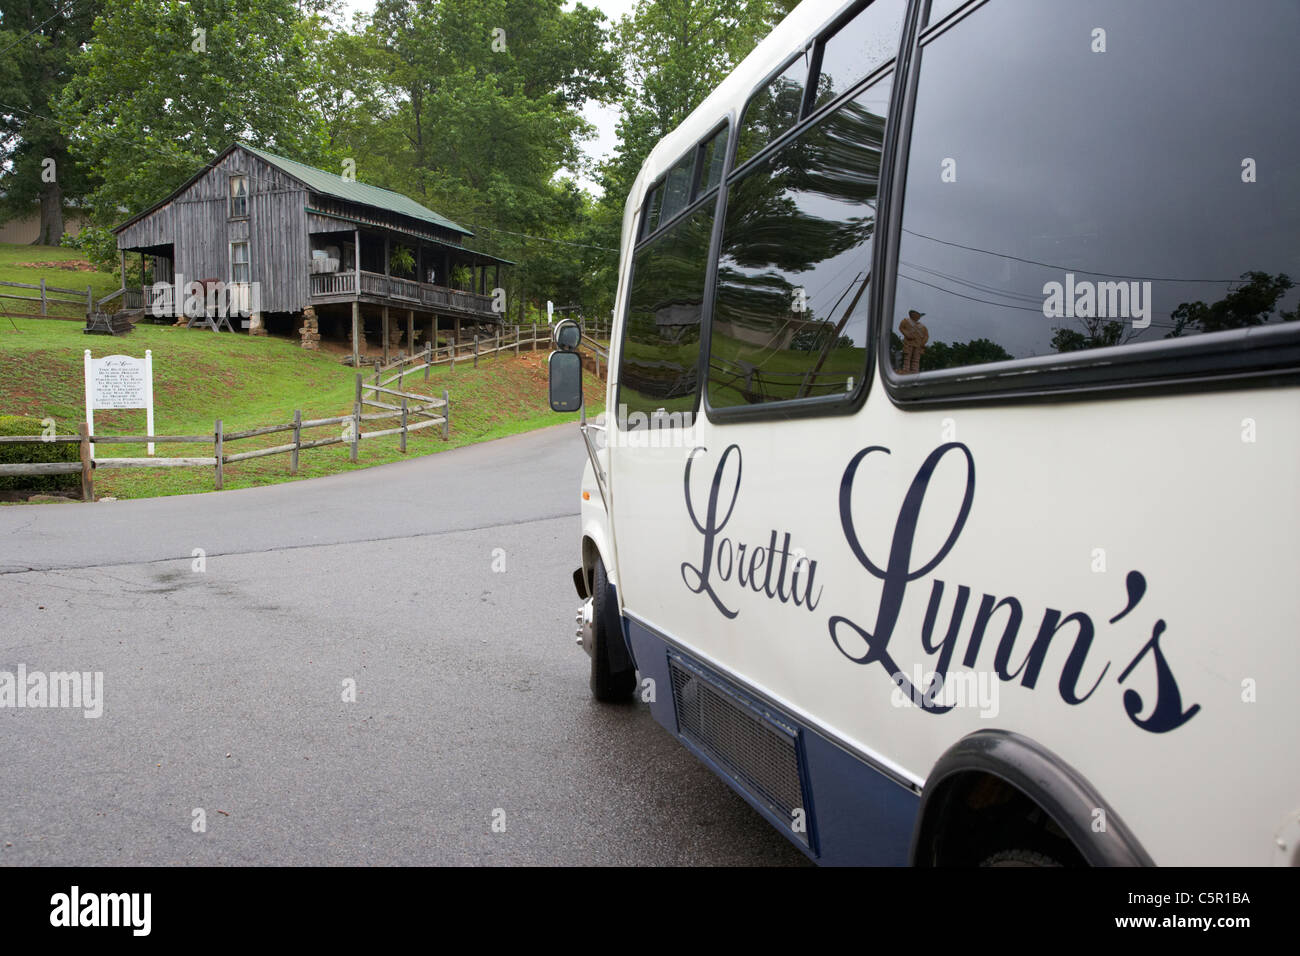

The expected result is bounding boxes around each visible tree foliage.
[0,0,101,242]
[57,0,331,224]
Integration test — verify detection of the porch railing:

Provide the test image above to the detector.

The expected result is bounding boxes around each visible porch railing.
[312,270,493,315]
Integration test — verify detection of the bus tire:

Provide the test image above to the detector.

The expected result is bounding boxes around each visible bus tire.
[980,849,1063,867]
[591,559,635,702]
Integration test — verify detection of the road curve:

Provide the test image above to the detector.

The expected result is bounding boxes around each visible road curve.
[0,424,806,865]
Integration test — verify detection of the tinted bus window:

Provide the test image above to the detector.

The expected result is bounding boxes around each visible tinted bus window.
[696,127,728,197]
[661,154,695,223]
[618,204,716,423]
[892,0,1300,377]
[735,54,809,168]
[641,182,663,238]
[708,77,892,410]
[812,0,905,110]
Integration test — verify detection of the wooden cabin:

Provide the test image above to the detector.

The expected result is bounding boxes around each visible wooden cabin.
[111,143,511,362]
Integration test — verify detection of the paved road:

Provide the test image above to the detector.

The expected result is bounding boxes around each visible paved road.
[0,425,806,865]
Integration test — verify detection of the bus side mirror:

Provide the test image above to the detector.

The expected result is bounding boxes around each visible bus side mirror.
[548,350,584,412]
[553,319,582,350]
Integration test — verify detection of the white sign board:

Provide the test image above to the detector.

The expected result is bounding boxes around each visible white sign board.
[84,350,155,456]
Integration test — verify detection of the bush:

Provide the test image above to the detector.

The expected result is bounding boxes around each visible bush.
[59,225,121,275]
[0,415,80,494]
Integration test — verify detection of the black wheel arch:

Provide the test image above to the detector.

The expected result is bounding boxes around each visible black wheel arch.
[910,729,1155,867]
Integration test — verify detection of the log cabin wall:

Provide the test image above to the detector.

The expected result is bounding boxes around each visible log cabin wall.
[116,147,310,314]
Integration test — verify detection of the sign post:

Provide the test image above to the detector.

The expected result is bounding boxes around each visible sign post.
[85,350,155,457]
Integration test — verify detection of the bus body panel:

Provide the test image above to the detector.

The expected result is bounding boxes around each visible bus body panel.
[591,0,1300,866]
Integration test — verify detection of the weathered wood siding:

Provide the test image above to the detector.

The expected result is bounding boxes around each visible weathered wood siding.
[117,147,310,313]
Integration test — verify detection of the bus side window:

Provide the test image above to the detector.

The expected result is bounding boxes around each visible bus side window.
[641,182,663,240]
[734,54,809,169]
[890,0,1300,382]
[617,204,716,428]
[707,75,892,411]
[810,0,907,112]
[695,127,728,198]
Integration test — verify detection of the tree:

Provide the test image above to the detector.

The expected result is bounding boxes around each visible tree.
[0,0,101,243]
[347,0,621,319]
[586,0,798,314]
[1168,271,1296,337]
[57,0,332,225]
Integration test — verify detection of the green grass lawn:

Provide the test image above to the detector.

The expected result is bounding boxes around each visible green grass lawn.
[0,243,120,319]
[0,317,603,500]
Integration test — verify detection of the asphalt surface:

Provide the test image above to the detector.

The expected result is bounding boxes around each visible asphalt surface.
[0,424,807,866]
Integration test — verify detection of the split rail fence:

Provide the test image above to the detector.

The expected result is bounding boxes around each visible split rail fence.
[0,278,97,318]
[0,317,612,499]
[0,376,448,499]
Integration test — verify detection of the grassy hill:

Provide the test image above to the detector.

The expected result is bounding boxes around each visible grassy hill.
[0,243,120,319]
[0,316,603,500]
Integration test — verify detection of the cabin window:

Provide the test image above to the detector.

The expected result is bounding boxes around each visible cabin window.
[734,53,809,169]
[231,241,250,284]
[707,74,892,411]
[617,203,716,426]
[890,0,1300,385]
[810,0,906,112]
[229,175,248,218]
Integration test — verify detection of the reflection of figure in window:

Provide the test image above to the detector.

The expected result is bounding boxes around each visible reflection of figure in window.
[899,309,929,374]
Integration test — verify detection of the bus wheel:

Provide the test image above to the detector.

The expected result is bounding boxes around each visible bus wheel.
[591,559,635,702]
[980,849,1063,867]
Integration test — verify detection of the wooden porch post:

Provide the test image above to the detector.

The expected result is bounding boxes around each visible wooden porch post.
[382,305,390,365]
[407,310,414,356]
[353,228,361,287]
[352,301,361,367]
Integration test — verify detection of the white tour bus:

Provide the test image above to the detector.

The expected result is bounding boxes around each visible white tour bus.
[548,0,1299,866]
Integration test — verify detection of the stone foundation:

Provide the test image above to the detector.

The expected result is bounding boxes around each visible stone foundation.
[299,307,320,350]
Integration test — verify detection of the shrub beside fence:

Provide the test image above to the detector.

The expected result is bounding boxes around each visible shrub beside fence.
[0,416,80,494]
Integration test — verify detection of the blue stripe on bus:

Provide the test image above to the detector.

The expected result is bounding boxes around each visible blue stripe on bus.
[624,615,919,866]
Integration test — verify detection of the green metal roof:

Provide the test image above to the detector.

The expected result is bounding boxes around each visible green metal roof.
[242,144,473,237]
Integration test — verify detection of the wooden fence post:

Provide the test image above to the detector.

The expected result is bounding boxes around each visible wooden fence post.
[214,419,224,490]
[451,339,456,371]
[441,389,450,441]
[424,342,432,382]
[532,322,538,351]
[515,324,520,356]
[473,334,479,369]
[400,396,408,454]
[85,285,93,316]
[495,327,500,358]
[79,422,93,502]
[351,375,361,462]
[40,278,47,316]
[291,409,301,475]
